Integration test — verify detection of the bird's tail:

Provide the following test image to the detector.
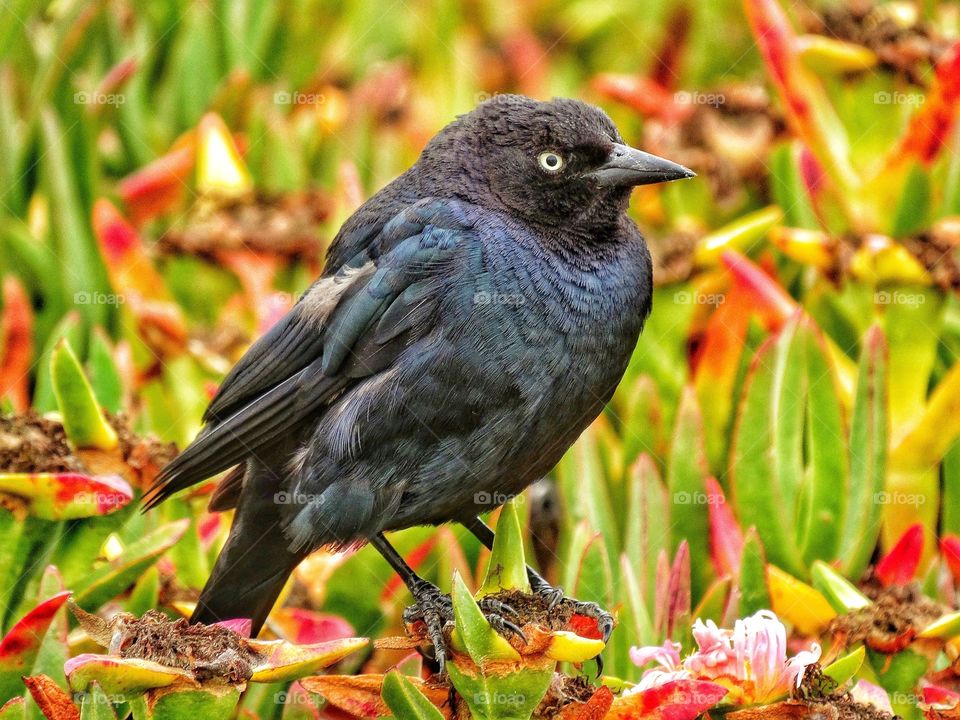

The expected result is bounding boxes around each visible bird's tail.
[190,464,306,635]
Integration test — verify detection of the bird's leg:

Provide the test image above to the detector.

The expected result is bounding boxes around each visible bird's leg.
[463,516,616,644]
[371,532,524,673]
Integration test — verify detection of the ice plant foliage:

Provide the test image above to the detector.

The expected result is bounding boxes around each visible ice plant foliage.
[631,610,821,706]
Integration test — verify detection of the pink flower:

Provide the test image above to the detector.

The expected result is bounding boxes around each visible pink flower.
[629,610,821,705]
[684,610,820,704]
[627,640,693,693]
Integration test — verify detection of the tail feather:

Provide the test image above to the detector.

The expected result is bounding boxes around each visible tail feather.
[189,462,306,635]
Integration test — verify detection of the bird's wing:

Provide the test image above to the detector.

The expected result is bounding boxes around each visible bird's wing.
[143,200,476,509]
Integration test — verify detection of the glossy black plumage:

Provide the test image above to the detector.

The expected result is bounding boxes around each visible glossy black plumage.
[144,95,692,632]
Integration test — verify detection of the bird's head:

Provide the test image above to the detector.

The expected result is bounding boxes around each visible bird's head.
[418,94,694,231]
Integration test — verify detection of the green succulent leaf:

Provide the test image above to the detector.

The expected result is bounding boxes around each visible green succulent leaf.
[450,571,520,664]
[823,646,865,686]
[737,529,770,616]
[381,671,444,720]
[810,561,871,613]
[51,339,118,451]
[79,682,119,720]
[73,520,189,611]
[478,500,530,596]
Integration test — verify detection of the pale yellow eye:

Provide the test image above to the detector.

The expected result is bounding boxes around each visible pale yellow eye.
[538,151,564,173]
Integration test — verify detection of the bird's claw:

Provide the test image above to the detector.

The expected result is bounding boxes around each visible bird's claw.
[479,598,527,643]
[403,584,528,671]
[403,581,454,673]
[529,571,614,675]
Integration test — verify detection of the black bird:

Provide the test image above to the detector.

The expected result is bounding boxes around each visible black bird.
[144,95,693,666]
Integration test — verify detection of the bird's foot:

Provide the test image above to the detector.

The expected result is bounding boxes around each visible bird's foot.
[528,570,614,675]
[403,579,453,671]
[402,580,525,672]
[528,571,614,641]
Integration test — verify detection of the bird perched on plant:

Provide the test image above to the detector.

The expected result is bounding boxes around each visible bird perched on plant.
[145,94,693,668]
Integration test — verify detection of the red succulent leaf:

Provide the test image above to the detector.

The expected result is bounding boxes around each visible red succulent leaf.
[22,674,79,720]
[118,138,196,225]
[706,477,744,577]
[650,5,692,92]
[743,0,857,191]
[502,29,548,97]
[942,535,960,585]
[569,613,604,641]
[0,592,71,673]
[896,41,960,165]
[270,608,355,645]
[0,277,33,412]
[721,251,797,329]
[214,618,252,638]
[607,679,728,720]
[380,536,438,605]
[798,147,825,199]
[655,543,691,640]
[921,685,960,720]
[875,523,924,587]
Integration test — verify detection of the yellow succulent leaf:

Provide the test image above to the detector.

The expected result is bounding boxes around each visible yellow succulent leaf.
[544,631,605,663]
[766,565,836,635]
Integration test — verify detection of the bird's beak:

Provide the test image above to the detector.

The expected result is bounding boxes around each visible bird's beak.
[591,143,695,187]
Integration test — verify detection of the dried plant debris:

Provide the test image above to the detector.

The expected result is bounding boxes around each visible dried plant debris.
[71,603,262,684]
[0,412,82,474]
[482,589,576,632]
[0,411,176,487]
[110,413,178,482]
[647,83,787,203]
[159,191,329,260]
[788,665,899,720]
[535,674,600,717]
[828,579,946,653]
[807,0,950,83]
[900,218,960,291]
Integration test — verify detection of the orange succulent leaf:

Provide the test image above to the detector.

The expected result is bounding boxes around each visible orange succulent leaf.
[92,199,171,303]
[591,74,690,123]
[301,674,450,719]
[22,674,78,720]
[896,41,960,165]
[556,685,614,720]
[0,277,33,411]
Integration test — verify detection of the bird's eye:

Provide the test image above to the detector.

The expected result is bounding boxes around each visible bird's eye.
[537,151,564,173]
